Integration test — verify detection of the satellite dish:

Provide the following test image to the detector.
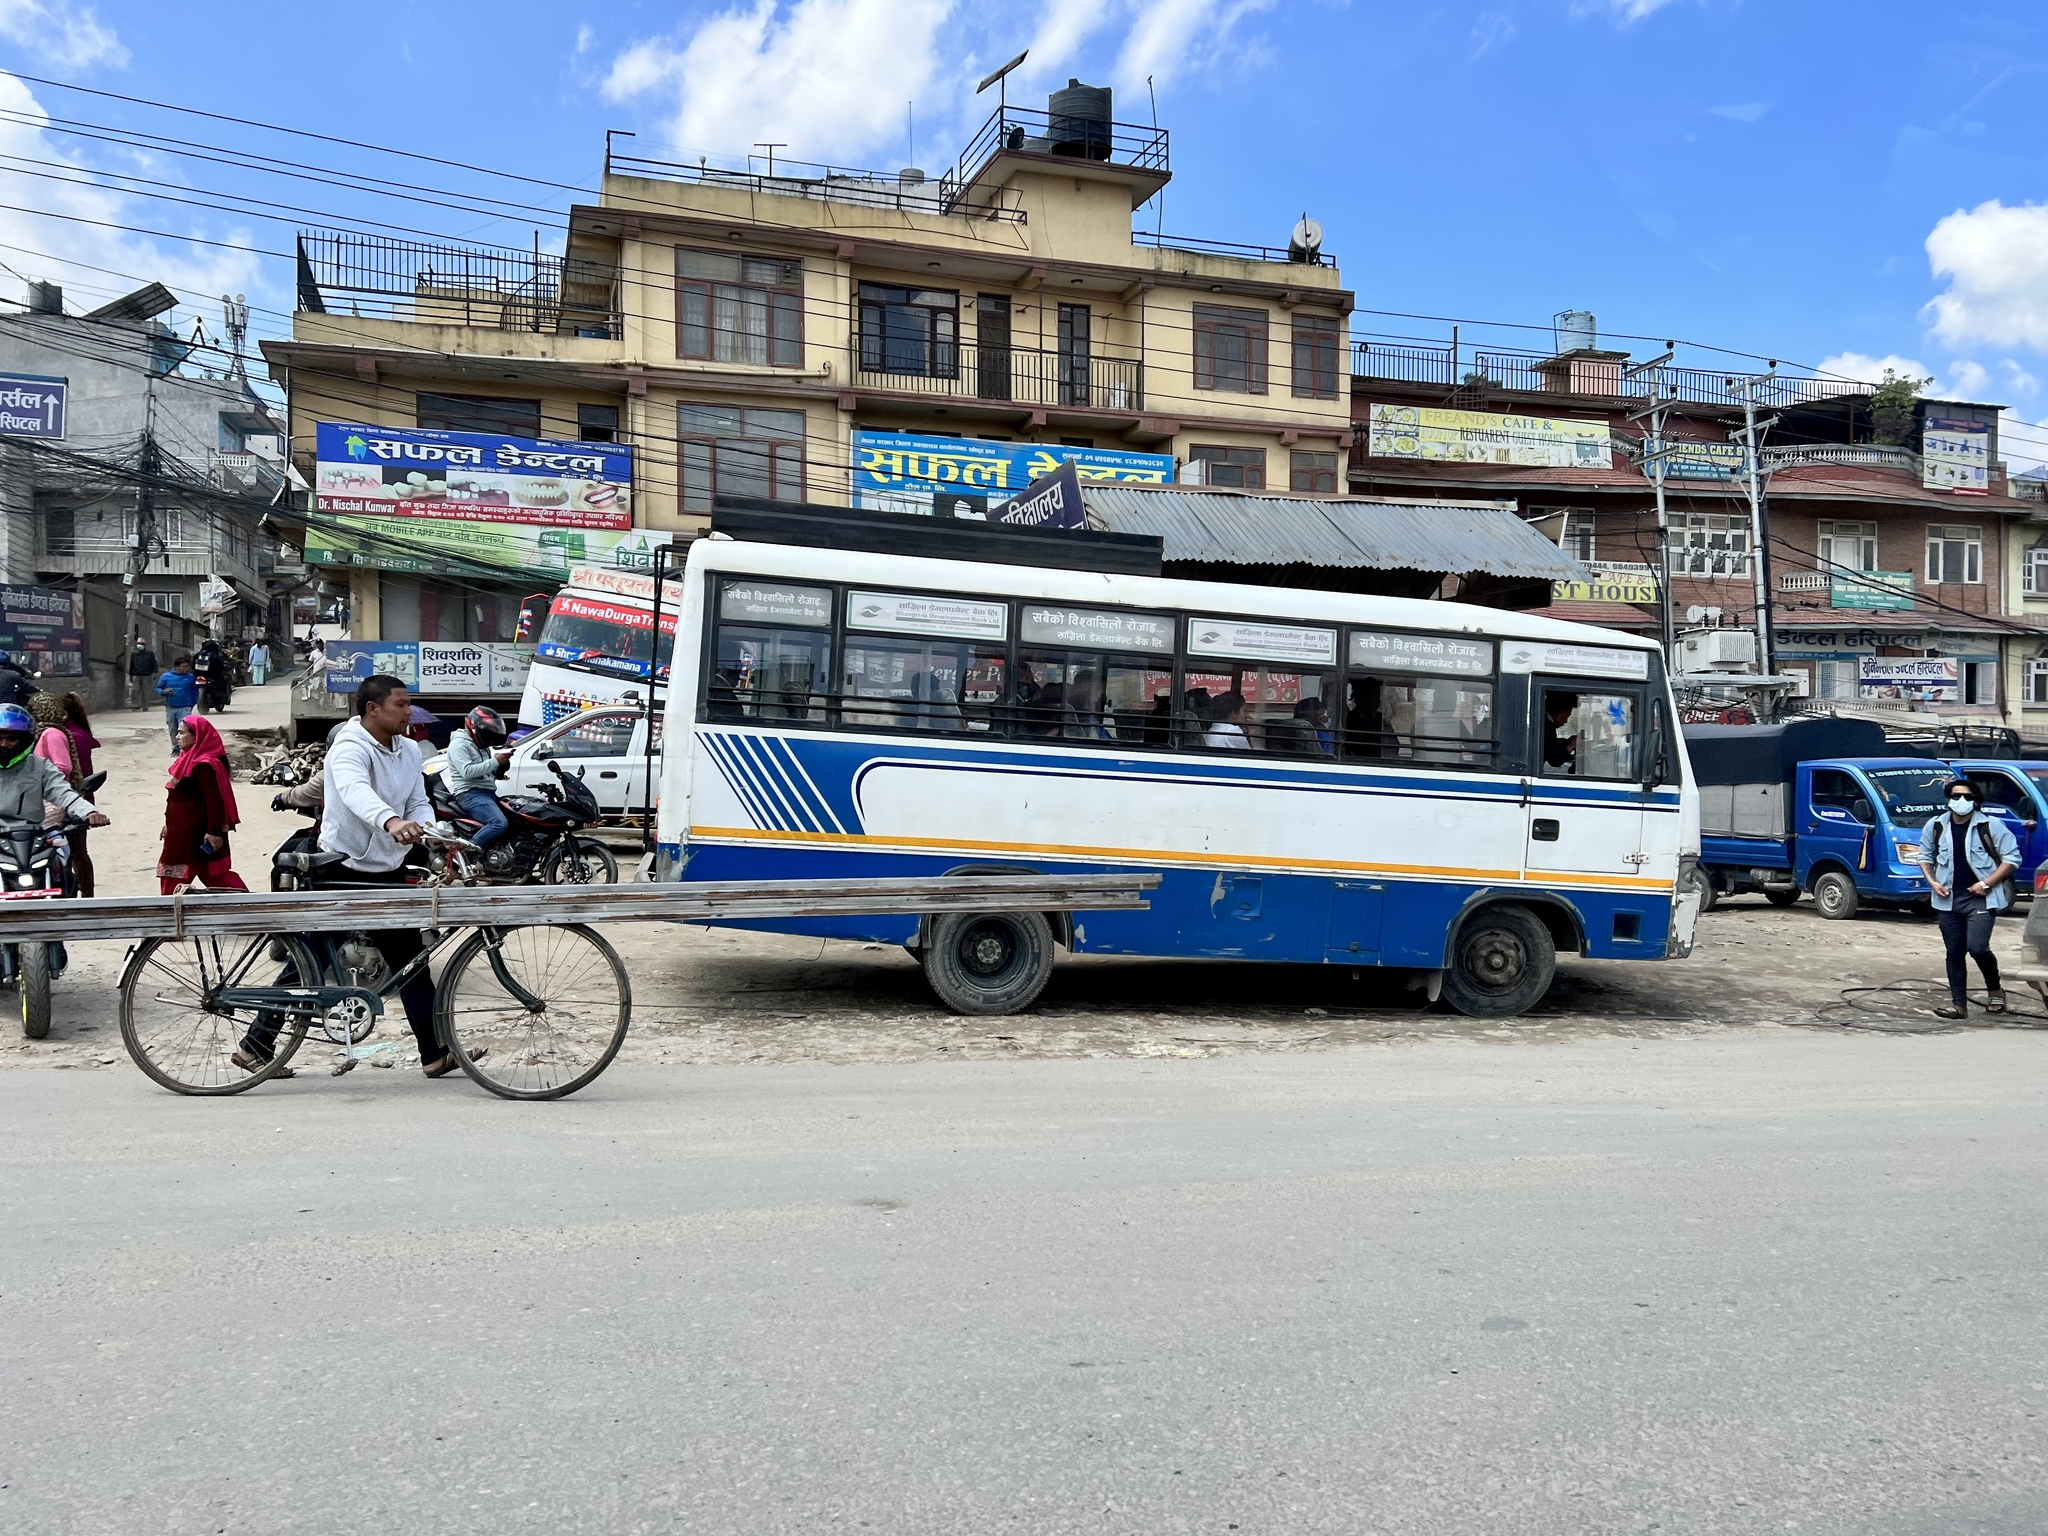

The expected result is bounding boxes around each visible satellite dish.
[1288,216,1324,263]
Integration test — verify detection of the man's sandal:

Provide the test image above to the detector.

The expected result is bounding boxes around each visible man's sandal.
[1932,1004,1968,1020]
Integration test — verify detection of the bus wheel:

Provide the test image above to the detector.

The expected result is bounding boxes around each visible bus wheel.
[1442,906,1555,1018]
[1811,870,1860,921]
[922,911,1054,1016]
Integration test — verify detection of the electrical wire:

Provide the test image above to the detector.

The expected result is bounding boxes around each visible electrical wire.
[1819,980,2048,1031]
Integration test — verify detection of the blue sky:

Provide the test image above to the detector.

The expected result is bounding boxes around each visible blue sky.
[2,0,2044,463]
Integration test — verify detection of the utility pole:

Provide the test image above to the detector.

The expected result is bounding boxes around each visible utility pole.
[1732,371,1781,708]
[1625,344,1678,670]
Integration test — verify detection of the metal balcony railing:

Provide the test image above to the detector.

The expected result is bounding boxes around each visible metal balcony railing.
[1353,340,1875,408]
[852,340,1143,412]
[1133,230,1334,267]
[1760,444,1919,472]
[295,232,621,338]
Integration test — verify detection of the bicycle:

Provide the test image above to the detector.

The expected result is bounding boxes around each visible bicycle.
[117,834,632,1100]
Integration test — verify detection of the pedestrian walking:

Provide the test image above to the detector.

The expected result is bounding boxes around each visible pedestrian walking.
[1916,777,2019,1020]
[127,639,158,711]
[247,638,271,686]
[57,692,97,897]
[156,657,199,749]
[157,714,248,894]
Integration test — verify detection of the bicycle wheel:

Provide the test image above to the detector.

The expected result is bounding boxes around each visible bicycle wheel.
[435,924,630,1100]
[119,934,323,1096]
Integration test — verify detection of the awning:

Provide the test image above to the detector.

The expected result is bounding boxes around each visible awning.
[1080,486,1590,581]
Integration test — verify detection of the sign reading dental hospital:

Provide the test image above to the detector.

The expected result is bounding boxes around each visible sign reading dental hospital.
[852,431,1172,518]
[0,373,66,439]
[311,422,635,576]
[1922,418,1989,494]
[1368,403,1611,469]
[0,583,83,674]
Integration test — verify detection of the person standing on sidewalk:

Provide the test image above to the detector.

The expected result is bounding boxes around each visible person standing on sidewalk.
[247,638,270,686]
[317,674,482,1079]
[127,640,158,711]
[1917,777,2020,1020]
[156,657,198,750]
[157,714,248,894]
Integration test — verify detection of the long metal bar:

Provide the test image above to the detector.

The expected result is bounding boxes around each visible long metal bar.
[0,873,1161,943]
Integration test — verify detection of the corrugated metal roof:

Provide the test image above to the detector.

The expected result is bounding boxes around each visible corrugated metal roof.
[1081,487,1589,581]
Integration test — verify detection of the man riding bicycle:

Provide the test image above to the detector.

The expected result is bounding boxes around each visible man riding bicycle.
[236,673,482,1080]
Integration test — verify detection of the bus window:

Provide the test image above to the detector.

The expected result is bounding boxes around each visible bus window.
[843,589,1010,733]
[1183,617,1339,755]
[1343,630,1496,767]
[1016,601,1176,744]
[1538,687,1638,779]
[707,578,834,722]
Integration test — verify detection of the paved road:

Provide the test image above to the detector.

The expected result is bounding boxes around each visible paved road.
[3,1033,2044,1535]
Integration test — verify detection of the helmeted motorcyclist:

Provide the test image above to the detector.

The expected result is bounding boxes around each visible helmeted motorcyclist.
[443,705,512,851]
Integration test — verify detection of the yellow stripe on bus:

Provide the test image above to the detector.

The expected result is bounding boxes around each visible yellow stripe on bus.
[686,825,1677,894]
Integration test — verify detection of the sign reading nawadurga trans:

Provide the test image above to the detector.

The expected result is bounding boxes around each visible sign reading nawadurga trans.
[1368,403,1611,469]
[311,422,634,576]
[852,431,1172,518]
[0,373,66,439]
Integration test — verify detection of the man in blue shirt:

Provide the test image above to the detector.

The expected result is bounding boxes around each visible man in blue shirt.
[1915,777,2019,1019]
[156,656,198,751]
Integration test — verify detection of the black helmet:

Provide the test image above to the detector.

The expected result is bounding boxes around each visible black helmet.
[465,705,508,746]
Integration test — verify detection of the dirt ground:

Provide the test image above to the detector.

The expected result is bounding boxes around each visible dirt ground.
[8,682,2043,1075]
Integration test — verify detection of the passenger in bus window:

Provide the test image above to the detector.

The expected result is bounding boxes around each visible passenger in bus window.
[1204,692,1251,749]
[1541,691,1580,773]
[1065,671,1112,740]
[1144,691,1174,744]
[1178,687,1212,748]
[1019,682,1070,738]
[1266,695,1331,756]
[1346,677,1389,757]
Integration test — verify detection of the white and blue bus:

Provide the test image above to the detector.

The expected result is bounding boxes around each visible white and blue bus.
[654,528,1701,1017]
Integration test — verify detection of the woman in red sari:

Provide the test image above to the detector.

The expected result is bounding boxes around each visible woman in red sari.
[158,714,248,893]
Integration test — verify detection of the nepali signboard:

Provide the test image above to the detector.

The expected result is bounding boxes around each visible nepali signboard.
[0,584,83,675]
[312,423,634,576]
[1829,570,1916,612]
[0,373,66,439]
[1653,437,1746,481]
[1367,403,1612,469]
[325,641,536,697]
[852,430,1172,518]
[1922,418,1990,494]
[1859,655,1957,700]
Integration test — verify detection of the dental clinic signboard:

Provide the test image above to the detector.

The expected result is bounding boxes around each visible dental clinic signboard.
[0,373,66,439]
[311,422,635,575]
[852,431,1172,519]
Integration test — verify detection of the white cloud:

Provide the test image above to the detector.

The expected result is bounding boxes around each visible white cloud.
[1816,351,1935,388]
[1570,0,1682,23]
[0,0,125,70]
[1470,10,1516,58]
[604,0,953,164]
[1708,101,1770,123]
[1945,358,1992,399]
[0,73,260,316]
[1924,199,2048,352]
[1113,0,1274,97]
[1022,0,1110,87]
[574,24,595,55]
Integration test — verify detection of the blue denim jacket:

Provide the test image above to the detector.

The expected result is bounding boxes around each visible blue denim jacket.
[1918,811,2020,911]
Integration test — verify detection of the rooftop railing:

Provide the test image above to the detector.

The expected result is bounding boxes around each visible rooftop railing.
[1132,229,1334,267]
[1353,339,1874,408]
[294,232,620,338]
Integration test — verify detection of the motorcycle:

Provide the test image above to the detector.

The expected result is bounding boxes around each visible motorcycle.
[424,757,617,886]
[5,769,107,1039]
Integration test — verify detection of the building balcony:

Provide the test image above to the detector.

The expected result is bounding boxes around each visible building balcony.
[1353,341,1870,409]
[38,538,258,586]
[211,449,285,499]
[1759,444,1918,473]
[851,340,1143,415]
[295,231,621,339]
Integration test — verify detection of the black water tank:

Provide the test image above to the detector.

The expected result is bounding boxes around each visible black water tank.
[1048,79,1112,161]
[26,280,61,315]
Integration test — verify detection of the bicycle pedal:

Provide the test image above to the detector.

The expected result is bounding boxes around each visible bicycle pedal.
[330,1056,357,1077]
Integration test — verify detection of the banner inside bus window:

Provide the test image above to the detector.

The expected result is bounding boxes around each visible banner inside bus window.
[851,431,1173,519]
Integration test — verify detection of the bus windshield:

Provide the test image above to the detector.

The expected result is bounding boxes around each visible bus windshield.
[536,593,676,681]
[1862,766,1951,823]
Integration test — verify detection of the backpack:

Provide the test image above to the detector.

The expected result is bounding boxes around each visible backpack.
[1935,816,2011,893]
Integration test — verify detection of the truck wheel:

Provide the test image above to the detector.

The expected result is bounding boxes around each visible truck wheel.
[1686,866,1718,914]
[1441,905,1556,1018]
[1763,888,1800,908]
[1811,870,1860,921]
[921,911,1054,1016]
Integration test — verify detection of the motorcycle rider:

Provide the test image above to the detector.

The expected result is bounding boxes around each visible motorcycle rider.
[443,705,512,852]
[0,703,109,981]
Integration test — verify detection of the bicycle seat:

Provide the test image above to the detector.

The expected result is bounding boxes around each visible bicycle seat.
[273,849,350,873]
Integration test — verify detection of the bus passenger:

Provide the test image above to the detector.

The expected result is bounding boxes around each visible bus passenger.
[1204,692,1251,750]
[1144,692,1174,744]
[1541,691,1581,774]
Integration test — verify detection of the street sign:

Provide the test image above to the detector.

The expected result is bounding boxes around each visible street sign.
[0,373,66,439]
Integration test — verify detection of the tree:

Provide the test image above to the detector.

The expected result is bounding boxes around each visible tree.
[1869,367,1931,447]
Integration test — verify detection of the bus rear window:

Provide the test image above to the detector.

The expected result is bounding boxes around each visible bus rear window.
[537,594,675,680]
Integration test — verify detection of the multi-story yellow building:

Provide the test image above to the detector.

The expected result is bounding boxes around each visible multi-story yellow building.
[264,91,1355,641]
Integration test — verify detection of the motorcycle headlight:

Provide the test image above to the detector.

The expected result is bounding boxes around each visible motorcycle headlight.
[15,873,36,888]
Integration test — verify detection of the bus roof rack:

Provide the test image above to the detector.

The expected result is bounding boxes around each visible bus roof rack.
[710,496,1165,577]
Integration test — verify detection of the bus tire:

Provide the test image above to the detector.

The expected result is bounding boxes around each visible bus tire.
[921,911,1055,1016]
[1811,870,1859,921]
[1441,905,1555,1018]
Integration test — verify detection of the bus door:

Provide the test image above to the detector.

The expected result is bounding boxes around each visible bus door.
[1525,679,1649,878]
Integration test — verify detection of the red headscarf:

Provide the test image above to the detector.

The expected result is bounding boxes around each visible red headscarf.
[166,713,240,829]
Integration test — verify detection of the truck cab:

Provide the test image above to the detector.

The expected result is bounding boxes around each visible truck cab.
[1946,761,2048,892]
[1793,757,1949,920]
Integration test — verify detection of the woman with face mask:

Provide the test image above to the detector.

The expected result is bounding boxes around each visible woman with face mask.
[1916,777,2020,1019]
